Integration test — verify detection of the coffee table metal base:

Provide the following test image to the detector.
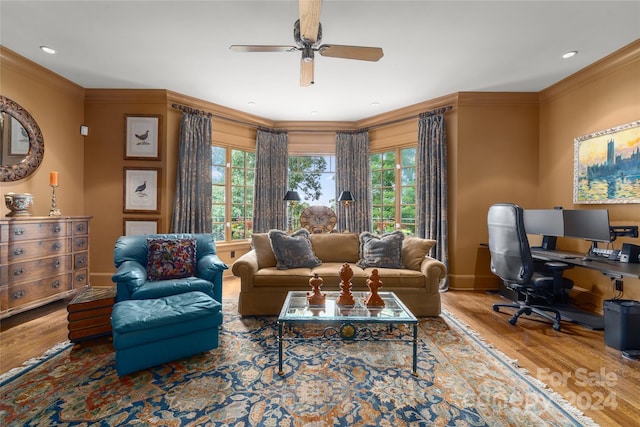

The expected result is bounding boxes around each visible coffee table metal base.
[276,291,419,376]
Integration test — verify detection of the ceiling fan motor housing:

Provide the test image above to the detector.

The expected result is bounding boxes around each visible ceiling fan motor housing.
[294,19,322,47]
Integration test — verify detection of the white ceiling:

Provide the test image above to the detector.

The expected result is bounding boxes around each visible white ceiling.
[1,1,639,122]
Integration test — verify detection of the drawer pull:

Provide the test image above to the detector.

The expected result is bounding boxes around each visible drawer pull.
[76,224,86,232]
[53,260,61,268]
[78,256,87,264]
[13,268,25,276]
[53,225,61,233]
[13,290,25,299]
[76,240,86,248]
[76,274,86,282]
[51,280,61,289]
[13,248,24,256]
[52,242,62,250]
[14,228,25,236]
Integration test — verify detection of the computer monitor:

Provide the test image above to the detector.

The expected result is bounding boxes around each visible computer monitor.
[563,209,611,243]
[523,209,564,237]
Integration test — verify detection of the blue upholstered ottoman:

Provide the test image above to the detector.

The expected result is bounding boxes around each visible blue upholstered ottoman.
[111,291,222,376]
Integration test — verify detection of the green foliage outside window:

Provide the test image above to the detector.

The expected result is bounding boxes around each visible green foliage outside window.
[230,149,255,240]
[371,148,416,235]
[288,156,335,221]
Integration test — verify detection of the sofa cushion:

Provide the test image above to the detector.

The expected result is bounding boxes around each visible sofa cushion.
[251,233,277,269]
[402,237,436,271]
[357,231,404,268]
[269,229,322,270]
[310,233,360,263]
[146,237,197,280]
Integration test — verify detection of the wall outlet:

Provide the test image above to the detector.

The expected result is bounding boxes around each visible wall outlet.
[230,250,235,258]
[615,280,623,292]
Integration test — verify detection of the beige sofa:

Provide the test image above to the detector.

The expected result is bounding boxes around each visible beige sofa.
[232,232,446,317]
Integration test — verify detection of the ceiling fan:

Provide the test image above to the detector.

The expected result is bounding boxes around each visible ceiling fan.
[229,0,384,86]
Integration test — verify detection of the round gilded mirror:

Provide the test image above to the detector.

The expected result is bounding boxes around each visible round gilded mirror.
[1,95,45,182]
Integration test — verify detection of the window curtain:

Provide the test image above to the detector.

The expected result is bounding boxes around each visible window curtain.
[416,108,449,291]
[170,110,213,233]
[335,130,372,234]
[253,128,288,233]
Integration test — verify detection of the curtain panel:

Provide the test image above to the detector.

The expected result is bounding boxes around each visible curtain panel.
[335,130,372,234]
[170,112,213,233]
[416,111,449,290]
[253,128,288,233]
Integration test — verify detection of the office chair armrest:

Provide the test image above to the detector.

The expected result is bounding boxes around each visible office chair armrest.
[544,261,574,272]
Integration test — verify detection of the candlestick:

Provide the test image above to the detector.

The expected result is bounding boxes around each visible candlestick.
[48,185,61,216]
[49,171,59,187]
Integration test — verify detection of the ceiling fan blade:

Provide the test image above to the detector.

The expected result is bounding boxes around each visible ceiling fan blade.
[300,58,314,86]
[299,0,322,43]
[229,45,297,53]
[319,45,384,61]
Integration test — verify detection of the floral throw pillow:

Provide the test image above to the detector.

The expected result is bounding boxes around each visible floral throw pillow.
[357,230,404,268]
[268,229,321,270]
[147,238,197,280]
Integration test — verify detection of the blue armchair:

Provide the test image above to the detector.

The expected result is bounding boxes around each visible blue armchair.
[112,233,228,304]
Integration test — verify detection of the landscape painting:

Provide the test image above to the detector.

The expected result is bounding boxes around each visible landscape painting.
[574,121,640,204]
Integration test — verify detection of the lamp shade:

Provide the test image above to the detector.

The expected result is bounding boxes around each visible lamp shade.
[283,190,301,201]
[338,191,355,202]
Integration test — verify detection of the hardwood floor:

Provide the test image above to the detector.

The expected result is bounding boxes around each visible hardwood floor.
[1,279,638,426]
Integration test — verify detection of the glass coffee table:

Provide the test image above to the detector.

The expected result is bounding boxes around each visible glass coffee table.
[277,291,419,376]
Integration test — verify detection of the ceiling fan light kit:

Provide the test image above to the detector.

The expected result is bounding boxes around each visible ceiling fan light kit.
[229,0,383,87]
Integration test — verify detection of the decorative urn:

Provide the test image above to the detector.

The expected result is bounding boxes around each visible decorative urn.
[4,192,34,217]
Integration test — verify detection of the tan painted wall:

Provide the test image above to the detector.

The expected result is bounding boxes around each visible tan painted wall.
[538,41,640,311]
[83,90,170,285]
[1,47,85,217]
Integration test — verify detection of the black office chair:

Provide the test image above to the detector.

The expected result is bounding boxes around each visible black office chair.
[487,203,574,331]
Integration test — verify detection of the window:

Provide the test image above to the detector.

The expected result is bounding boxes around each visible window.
[211,147,226,241]
[211,146,255,242]
[231,149,255,240]
[371,148,416,235]
[288,155,336,221]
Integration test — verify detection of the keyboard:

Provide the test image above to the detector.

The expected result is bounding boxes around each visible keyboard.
[531,249,582,259]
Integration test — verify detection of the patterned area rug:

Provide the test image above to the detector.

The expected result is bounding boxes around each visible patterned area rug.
[1,300,597,426]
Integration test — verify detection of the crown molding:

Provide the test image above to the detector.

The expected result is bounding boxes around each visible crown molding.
[167,91,274,128]
[540,39,640,101]
[1,46,84,97]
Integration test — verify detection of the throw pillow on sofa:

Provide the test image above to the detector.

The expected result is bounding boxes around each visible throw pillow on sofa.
[357,230,404,268]
[402,237,436,270]
[147,237,197,280]
[251,233,278,269]
[268,229,322,270]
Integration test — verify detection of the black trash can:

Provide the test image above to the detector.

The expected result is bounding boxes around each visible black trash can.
[603,299,640,350]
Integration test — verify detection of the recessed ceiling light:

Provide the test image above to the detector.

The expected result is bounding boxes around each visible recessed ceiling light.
[310,110,318,116]
[40,46,56,54]
[247,101,256,107]
[562,51,577,59]
[371,102,380,107]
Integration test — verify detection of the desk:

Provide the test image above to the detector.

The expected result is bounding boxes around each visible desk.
[530,248,640,330]
[531,248,640,280]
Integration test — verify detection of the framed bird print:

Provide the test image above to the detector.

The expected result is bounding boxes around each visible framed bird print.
[124,167,161,213]
[125,115,161,160]
[124,218,159,236]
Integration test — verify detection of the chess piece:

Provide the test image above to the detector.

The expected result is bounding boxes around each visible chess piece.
[337,263,355,306]
[365,269,385,307]
[307,273,326,305]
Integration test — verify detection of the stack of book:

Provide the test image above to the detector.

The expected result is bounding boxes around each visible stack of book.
[67,287,116,342]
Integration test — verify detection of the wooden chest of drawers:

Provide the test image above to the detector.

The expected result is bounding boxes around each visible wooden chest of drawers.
[0,216,91,319]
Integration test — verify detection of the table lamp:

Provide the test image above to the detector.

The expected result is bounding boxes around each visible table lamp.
[338,190,355,233]
[284,190,301,233]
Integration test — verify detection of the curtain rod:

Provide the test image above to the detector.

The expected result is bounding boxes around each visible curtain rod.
[171,103,213,118]
[419,105,453,119]
[171,103,453,133]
